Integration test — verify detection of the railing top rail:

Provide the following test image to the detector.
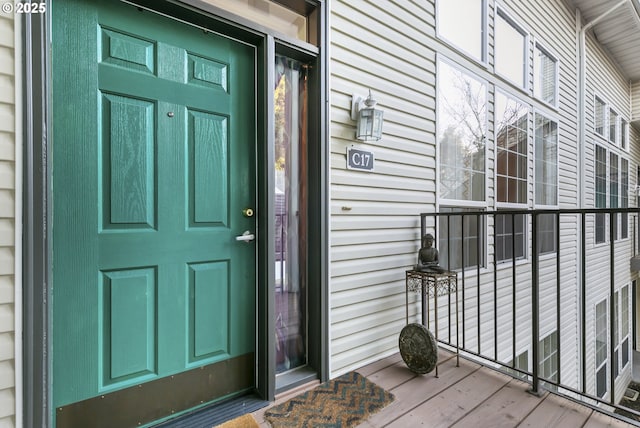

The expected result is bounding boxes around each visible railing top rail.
[420,207,640,217]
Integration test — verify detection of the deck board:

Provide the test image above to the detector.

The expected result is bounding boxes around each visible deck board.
[519,393,593,427]
[249,351,637,428]
[384,367,511,428]
[451,379,546,427]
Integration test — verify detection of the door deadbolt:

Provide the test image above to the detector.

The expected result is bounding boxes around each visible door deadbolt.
[242,208,254,217]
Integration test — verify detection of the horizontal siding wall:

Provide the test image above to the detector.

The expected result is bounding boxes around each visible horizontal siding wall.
[330,0,438,375]
[582,13,639,401]
[633,81,640,124]
[0,7,15,428]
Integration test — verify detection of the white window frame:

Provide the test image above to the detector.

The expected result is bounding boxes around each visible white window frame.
[614,285,631,378]
[610,151,619,241]
[539,330,558,391]
[595,144,607,245]
[621,118,629,151]
[494,6,529,91]
[621,157,629,240]
[494,210,527,264]
[595,299,608,398]
[594,96,607,140]
[436,0,487,64]
[494,89,529,207]
[437,206,487,272]
[609,108,619,146]
[593,145,629,244]
[436,56,489,206]
[533,39,559,109]
[533,109,559,255]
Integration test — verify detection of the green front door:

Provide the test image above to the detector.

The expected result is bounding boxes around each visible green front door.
[52,0,256,426]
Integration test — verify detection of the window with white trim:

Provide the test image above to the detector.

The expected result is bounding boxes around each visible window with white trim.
[595,145,607,244]
[610,152,619,241]
[594,146,629,244]
[595,299,608,398]
[438,207,485,271]
[621,119,628,150]
[534,43,557,106]
[496,92,528,204]
[536,213,556,255]
[495,212,526,263]
[595,97,606,138]
[495,9,527,89]
[437,0,485,62]
[534,113,557,206]
[539,331,558,391]
[505,350,528,380]
[438,60,487,202]
[609,109,618,145]
[614,285,630,378]
[621,158,629,239]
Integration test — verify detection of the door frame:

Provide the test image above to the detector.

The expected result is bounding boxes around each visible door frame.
[22,1,328,426]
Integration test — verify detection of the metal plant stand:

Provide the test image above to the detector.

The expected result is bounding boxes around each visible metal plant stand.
[402,269,459,376]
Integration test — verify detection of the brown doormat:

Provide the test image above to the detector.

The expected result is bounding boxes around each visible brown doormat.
[264,371,394,428]
[215,413,259,428]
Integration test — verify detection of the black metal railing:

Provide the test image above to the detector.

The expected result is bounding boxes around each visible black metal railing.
[417,207,640,424]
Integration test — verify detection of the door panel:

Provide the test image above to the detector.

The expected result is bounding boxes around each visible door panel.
[52,0,256,424]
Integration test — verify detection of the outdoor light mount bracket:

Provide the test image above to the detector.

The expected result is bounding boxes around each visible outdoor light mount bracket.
[350,93,365,121]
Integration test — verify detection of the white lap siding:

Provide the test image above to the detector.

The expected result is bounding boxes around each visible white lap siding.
[0,7,16,427]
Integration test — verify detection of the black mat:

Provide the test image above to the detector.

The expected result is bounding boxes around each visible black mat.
[153,394,268,428]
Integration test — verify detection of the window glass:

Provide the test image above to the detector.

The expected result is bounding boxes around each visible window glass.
[438,208,485,271]
[595,145,607,244]
[495,11,526,88]
[621,158,629,239]
[610,152,618,241]
[609,109,618,144]
[438,61,487,201]
[534,113,557,206]
[437,0,484,61]
[495,93,528,204]
[495,212,526,263]
[621,119,628,150]
[536,213,556,255]
[274,55,308,373]
[595,97,606,137]
[505,350,528,379]
[539,331,558,390]
[534,44,557,105]
[595,300,608,397]
[622,286,630,368]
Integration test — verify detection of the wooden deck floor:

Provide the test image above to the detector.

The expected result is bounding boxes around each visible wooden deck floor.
[252,350,637,427]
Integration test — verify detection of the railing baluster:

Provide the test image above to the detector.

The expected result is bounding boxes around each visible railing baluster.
[531,212,540,395]
[556,212,561,385]
[461,214,465,349]
[581,212,586,394]
[493,213,498,361]
[609,211,615,405]
[512,213,517,370]
[477,214,481,355]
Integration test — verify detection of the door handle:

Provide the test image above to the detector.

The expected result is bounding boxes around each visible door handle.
[235,231,255,242]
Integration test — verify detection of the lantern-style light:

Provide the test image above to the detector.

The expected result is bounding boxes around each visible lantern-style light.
[351,90,384,141]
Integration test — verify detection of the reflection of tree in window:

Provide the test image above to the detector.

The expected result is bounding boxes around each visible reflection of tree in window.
[496,93,527,204]
[438,61,487,201]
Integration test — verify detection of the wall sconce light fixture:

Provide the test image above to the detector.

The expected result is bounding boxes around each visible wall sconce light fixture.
[351,90,384,141]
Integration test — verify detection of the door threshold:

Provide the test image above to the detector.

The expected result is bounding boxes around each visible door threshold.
[151,393,269,428]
